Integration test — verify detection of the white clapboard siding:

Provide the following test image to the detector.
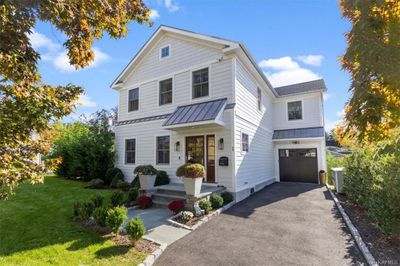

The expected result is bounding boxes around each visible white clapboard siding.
[273,93,323,130]
[233,58,276,191]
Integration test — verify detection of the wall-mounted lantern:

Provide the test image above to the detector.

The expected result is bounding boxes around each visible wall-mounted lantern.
[218,138,224,150]
[175,141,181,152]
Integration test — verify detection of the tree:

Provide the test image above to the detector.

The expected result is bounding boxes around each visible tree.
[340,0,400,142]
[0,0,151,199]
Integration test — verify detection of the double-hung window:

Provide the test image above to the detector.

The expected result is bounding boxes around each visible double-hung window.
[288,101,302,120]
[128,88,139,112]
[125,139,136,164]
[159,78,173,105]
[242,133,249,152]
[192,68,209,99]
[156,136,170,165]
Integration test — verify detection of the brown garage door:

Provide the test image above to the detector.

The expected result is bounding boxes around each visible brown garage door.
[279,148,318,183]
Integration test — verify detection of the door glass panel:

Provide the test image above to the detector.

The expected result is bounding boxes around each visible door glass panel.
[186,136,204,165]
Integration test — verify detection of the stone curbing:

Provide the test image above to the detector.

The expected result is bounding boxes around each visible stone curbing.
[326,186,378,266]
[139,237,167,266]
[166,200,236,231]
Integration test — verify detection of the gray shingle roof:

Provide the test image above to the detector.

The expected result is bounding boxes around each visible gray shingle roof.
[274,79,327,96]
[163,98,227,127]
[273,127,325,140]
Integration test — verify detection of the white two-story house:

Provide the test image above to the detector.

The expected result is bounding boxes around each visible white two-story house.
[111,25,327,201]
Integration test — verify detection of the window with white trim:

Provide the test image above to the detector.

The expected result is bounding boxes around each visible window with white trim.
[159,78,172,105]
[160,46,170,58]
[192,68,209,98]
[257,87,262,111]
[242,133,249,152]
[288,101,302,120]
[156,136,170,165]
[125,139,136,164]
[128,88,139,112]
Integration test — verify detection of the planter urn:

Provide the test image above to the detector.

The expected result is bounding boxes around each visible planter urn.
[139,174,157,190]
[183,176,203,196]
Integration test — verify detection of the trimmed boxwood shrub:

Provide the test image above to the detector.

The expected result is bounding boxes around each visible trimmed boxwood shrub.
[105,167,123,185]
[73,201,83,217]
[91,194,105,208]
[198,199,212,214]
[110,171,124,188]
[168,200,185,214]
[128,187,139,202]
[221,192,233,204]
[74,200,95,220]
[176,163,204,178]
[93,206,108,227]
[126,218,146,245]
[137,195,152,209]
[106,206,128,234]
[209,193,223,209]
[116,180,130,191]
[110,191,126,207]
[155,170,170,186]
[134,165,157,175]
[131,174,140,189]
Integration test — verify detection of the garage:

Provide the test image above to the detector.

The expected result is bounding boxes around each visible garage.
[278,148,318,183]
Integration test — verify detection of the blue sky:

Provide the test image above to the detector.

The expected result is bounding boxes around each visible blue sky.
[31,0,350,130]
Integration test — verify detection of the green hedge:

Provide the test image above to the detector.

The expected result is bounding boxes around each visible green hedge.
[343,132,400,236]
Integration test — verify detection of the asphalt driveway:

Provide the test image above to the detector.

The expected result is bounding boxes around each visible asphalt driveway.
[155,182,365,266]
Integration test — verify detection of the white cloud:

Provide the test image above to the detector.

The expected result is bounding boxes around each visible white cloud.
[150,9,160,19]
[297,55,324,66]
[325,119,341,131]
[53,47,110,72]
[336,109,345,117]
[259,56,321,87]
[77,94,97,107]
[164,0,179,12]
[28,30,61,60]
[323,93,332,101]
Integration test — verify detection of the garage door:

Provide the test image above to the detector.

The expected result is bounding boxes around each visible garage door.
[279,148,318,183]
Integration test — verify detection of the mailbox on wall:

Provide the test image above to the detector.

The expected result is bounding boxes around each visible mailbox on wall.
[219,156,229,166]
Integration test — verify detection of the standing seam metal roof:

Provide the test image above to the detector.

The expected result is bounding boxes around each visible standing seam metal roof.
[273,127,325,139]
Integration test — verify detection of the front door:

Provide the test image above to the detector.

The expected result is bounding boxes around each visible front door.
[185,135,215,183]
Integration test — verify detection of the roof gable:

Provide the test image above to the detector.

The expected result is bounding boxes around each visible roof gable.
[274,79,327,97]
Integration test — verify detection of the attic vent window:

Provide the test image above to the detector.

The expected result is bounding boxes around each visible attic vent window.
[160,45,170,59]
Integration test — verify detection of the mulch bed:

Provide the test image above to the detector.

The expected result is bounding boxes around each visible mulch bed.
[335,193,400,265]
[172,214,203,227]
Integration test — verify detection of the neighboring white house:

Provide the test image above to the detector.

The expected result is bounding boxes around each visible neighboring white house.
[111,25,327,201]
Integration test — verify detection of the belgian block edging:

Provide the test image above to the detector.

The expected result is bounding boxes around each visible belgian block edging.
[326,186,378,266]
[138,237,167,266]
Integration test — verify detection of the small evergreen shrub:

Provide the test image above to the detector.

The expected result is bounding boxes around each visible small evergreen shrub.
[198,199,212,214]
[93,206,108,227]
[168,200,185,214]
[155,170,170,186]
[73,201,83,217]
[134,165,157,175]
[125,218,146,244]
[105,167,123,185]
[91,194,105,208]
[106,206,128,234]
[176,163,204,178]
[221,192,233,204]
[110,191,126,207]
[131,175,140,189]
[116,180,130,191]
[110,172,124,188]
[209,193,223,209]
[78,201,95,220]
[137,195,152,209]
[128,187,139,202]
[87,178,104,188]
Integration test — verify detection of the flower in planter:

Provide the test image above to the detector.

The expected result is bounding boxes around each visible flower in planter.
[176,163,204,178]
[134,165,157,175]
[181,211,194,222]
[168,200,185,214]
[137,195,152,209]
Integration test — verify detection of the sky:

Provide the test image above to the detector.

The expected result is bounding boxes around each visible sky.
[31,0,351,130]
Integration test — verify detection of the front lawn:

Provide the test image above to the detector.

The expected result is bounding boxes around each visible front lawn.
[0,175,147,265]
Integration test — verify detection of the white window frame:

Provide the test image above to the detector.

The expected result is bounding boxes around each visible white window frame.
[154,135,171,166]
[287,100,303,121]
[241,132,249,153]
[159,44,171,60]
[127,87,139,112]
[190,66,211,101]
[124,137,136,165]
[158,77,173,106]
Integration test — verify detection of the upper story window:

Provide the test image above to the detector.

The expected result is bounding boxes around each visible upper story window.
[192,68,209,99]
[125,139,136,164]
[159,78,173,105]
[257,87,262,111]
[288,100,303,120]
[160,45,170,59]
[156,136,170,165]
[128,88,139,112]
[242,133,249,152]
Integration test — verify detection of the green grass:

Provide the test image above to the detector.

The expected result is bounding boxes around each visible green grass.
[0,175,147,266]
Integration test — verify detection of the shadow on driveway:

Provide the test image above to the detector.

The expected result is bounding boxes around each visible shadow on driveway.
[155,182,365,266]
